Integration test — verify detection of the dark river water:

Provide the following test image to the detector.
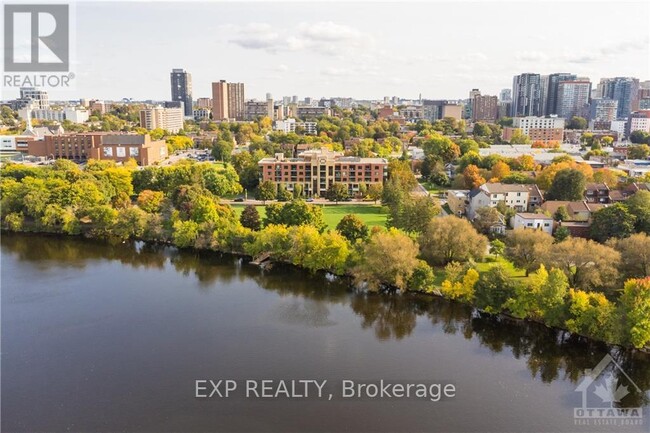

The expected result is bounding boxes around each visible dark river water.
[2,234,650,432]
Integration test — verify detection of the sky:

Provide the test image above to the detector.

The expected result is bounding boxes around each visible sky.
[5,0,650,101]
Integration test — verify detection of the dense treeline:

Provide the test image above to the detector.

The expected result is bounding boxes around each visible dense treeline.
[2,160,650,350]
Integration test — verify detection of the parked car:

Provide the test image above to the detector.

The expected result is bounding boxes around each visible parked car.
[234,197,245,202]
[306,198,314,202]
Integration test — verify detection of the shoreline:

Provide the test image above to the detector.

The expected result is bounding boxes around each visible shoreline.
[2,228,648,356]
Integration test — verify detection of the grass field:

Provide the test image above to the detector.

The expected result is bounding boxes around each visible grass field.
[231,203,388,229]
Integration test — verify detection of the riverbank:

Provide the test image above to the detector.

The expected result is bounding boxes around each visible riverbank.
[2,227,645,355]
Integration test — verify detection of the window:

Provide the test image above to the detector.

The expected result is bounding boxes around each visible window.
[103,147,113,157]
[129,147,139,157]
[116,147,126,158]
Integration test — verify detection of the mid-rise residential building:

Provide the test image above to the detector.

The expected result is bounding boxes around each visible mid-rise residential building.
[27,133,167,165]
[302,121,318,135]
[512,73,542,117]
[139,106,183,133]
[628,111,650,135]
[196,97,212,109]
[273,118,297,133]
[422,100,463,121]
[244,99,274,120]
[472,94,498,123]
[294,105,331,119]
[170,68,193,117]
[193,108,211,120]
[399,105,425,121]
[258,148,387,197]
[19,107,89,124]
[502,116,565,142]
[19,87,49,109]
[557,80,591,119]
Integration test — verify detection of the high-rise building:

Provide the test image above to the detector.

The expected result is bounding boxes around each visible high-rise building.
[557,80,591,120]
[499,89,512,102]
[170,69,193,117]
[139,106,184,133]
[211,80,229,120]
[511,73,542,117]
[545,73,577,115]
[589,99,618,122]
[227,82,245,120]
[595,77,640,119]
[472,94,498,123]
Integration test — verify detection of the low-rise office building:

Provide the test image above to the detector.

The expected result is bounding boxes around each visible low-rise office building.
[27,133,167,165]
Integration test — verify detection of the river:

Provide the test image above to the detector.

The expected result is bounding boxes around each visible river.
[2,234,649,432]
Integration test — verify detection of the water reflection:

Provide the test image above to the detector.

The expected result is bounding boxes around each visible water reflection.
[2,233,649,409]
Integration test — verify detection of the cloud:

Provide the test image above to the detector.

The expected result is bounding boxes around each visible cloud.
[515,50,549,62]
[227,21,374,57]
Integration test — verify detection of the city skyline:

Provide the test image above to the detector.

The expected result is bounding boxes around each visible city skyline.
[2,1,647,102]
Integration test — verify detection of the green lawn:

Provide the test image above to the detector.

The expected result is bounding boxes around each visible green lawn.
[231,203,388,229]
[474,256,529,281]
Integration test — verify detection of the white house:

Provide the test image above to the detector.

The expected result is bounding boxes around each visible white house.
[511,213,553,234]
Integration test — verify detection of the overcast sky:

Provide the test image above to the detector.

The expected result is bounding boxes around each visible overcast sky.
[7,1,650,101]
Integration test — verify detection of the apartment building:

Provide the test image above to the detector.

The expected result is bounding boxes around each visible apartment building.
[139,106,183,133]
[628,111,650,134]
[170,68,193,117]
[258,148,387,197]
[502,116,565,143]
[245,99,274,120]
[472,94,498,123]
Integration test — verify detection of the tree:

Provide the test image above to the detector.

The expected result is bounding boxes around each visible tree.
[353,228,420,291]
[367,183,383,204]
[565,289,619,343]
[277,184,292,201]
[609,233,650,278]
[567,116,588,130]
[440,268,479,302]
[490,161,511,181]
[462,164,486,189]
[509,129,531,144]
[387,195,440,233]
[172,220,200,248]
[326,182,349,204]
[473,207,503,235]
[211,140,234,162]
[553,206,570,222]
[545,168,586,201]
[240,205,261,231]
[419,216,488,265]
[263,200,326,232]
[620,278,650,348]
[137,190,164,213]
[256,180,277,203]
[628,143,650,158]
[542,237,620,293]
[474,266,517,312]
[422,135,460,163]
[553,226,570,242]
[336,214,369,242]
[504,229,554,276]
[626,190,650,233]
[589,203,636,242]
[489,239,505,258]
